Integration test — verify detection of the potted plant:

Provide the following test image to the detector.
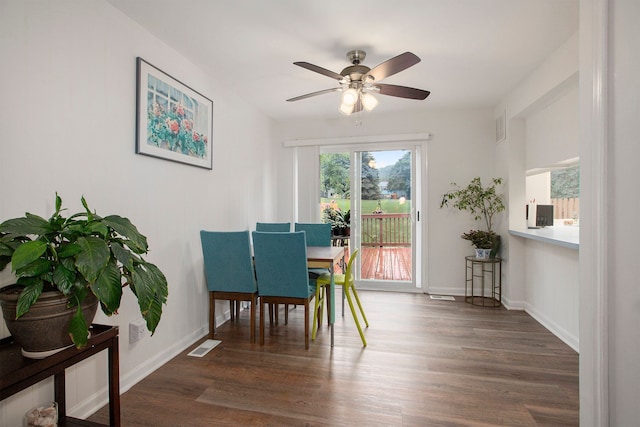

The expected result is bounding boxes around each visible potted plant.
[461,230,501,258]
[0,193,168,353]
[440,177,505,258]
[322,204,350,236]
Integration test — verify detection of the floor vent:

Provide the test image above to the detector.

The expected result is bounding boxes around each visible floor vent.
[188,339,221,357]
[429,295,455,301]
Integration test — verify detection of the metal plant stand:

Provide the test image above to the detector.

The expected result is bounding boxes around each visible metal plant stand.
[465,256,502,307]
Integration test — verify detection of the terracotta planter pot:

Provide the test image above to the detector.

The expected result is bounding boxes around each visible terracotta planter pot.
[0,284,98,356]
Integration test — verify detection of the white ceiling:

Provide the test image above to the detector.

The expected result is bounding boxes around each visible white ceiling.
[108,0,579,122]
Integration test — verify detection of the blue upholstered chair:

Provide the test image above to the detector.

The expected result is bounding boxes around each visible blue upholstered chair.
[293,223,333,326]
[200,230,258,342]
[294,223,331,246]
[252,231,321,349]
[256,222,291,232]
[294,222,332,277]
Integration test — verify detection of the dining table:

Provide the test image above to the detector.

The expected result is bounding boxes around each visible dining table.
[306,245,345,347]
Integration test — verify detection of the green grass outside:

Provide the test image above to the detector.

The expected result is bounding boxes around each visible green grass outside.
[321,198,412,214]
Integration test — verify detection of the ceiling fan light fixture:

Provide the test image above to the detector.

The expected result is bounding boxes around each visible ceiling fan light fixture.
[339,102,354,115]
[361,92,379,111]
[341,88,359,106]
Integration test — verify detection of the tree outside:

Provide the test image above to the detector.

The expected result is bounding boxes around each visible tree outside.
[551,165,580,198]
[386,151,411,199]
[320,153,350,198]
[361,152,381,200]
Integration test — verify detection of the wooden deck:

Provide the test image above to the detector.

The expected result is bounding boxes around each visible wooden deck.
[336,246,412,282]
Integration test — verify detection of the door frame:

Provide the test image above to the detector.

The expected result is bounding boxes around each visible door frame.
[318,139,427,293]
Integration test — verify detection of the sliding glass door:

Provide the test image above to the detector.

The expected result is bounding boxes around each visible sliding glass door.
[320,144,422,291]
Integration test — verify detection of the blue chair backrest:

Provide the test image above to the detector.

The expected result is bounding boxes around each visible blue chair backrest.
[256,222,291,232]
[294,223,331,246]
[252,231,311,298]
[200,230,257,293]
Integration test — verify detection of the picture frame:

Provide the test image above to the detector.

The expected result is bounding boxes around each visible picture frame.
[136,57,213,169]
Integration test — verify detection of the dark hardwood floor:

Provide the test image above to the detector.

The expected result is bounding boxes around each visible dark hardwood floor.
[88,291,578,426]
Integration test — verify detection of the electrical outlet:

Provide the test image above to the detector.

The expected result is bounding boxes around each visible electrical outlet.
[129,319,147,343]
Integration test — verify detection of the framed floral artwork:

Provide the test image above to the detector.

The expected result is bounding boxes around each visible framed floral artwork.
[136,57,213,169]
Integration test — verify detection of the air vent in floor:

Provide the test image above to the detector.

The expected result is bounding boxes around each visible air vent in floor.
[429,295,455,301]
[188,339,221,357]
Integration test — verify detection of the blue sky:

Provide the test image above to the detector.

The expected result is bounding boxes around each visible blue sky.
[370,150,408,168]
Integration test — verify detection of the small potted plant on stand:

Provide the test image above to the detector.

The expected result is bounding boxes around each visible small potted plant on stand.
[322,203,350,236]
[461,230,501,259]
[440,177,505,259]
[0,193,168,357]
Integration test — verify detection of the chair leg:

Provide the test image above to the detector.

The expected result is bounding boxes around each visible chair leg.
[260,301,265,346]
[268,304,274,325]
[312,284,325,340]
[345,285,367,346]
[304,300,310,350]
[250,295,256,343]
[351,286,369,327]
[285,304,289,325]
[211,294,216,338]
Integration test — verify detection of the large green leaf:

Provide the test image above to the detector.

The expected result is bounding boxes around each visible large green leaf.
[90,259,122,315]
[53,263,76,294]
[110,241,135,271]
[58,242,82,258]
[68,303,88,348]
[85,221,109,238]
[143,295,165,334]
[131,262,167,333]
[75,236,110,282]
[103,215,148,253]
[11,240,47,271]
[0,241,14,257]
[16,281,44,318]
[0,215,53,236]
[15,257,51,279]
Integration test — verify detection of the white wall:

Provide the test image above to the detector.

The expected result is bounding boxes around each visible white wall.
[525,85,579,171]
[523,240,579,350]
[494,33,579,347]
[607,0,640,423]
[0,1,275,425]
[273,107,497,296]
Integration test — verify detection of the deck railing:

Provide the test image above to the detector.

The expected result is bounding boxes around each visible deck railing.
[361,213,412,247]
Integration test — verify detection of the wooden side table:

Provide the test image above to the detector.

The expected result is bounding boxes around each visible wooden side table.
[0,324,120,426]
[465,256,502,307]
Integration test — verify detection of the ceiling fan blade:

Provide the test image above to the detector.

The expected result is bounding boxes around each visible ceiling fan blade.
[375,83,430,100]
[286,87,341,102]
[293,62,344,81]
[364,52,421,81]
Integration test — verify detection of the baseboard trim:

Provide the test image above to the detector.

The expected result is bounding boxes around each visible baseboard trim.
[69,324,209,420]
[524,303,579,352]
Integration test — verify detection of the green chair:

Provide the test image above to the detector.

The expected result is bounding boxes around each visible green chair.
[252,231,321,349]
[200,230,258,342]
[316,249,368,346]
[256,222,291,232]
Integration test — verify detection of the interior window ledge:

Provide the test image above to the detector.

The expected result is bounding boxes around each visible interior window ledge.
[509,226,579,250]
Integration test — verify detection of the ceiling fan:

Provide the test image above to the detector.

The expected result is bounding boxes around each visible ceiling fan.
[286,50,430,115]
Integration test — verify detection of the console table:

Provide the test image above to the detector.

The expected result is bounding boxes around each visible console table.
[0,324,120,426]
[465,256,502,307]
